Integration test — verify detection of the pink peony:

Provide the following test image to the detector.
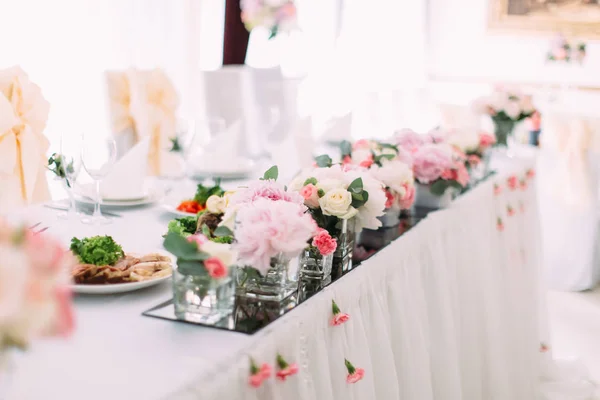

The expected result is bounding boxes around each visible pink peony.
[347,368,365,384]
[331,313,350,326]
[233,198,316,274]
[312,229,337,256]
[229,180,304,207]
[300,183,320,208]
[398,183,415,210]
[393,128,429,153]
[479,132,496,150]
[384,189,395,209]
[204,257,228,279]
[187,234,209,248]
[412,144,455,184]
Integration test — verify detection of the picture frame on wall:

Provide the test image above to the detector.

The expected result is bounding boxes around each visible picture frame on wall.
[488,0,600,38]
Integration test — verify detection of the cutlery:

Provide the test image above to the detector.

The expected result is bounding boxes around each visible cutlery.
[43,204,122,218]
[32,226,48,235]
[28,222,41,230]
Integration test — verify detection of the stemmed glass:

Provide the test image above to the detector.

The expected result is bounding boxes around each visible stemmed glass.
[56,133,83,219]
[158,118,197,193]
[80,134,117,225]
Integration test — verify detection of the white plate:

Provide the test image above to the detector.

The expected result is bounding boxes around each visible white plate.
[160,202,198,217]
[74,185,163,207]
[71,274,171,294]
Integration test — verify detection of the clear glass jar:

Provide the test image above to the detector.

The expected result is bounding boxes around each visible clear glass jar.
[332,218,356,278]
[172,268,235,324]
[236,254,297,301]
[299,246,333,280]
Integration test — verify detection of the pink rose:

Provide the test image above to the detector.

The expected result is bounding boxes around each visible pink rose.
[412,145,455,184]
[359,154,374,168]
[467,155,481,166]
[312,231,337,256]
[276,363,299,381]
[204,257,228,279]
[346,368,365,384]
[300,184,320,208]
[187,234,209,248]
[229,180,304,207]
[342,155,352,165]
[479,132,496,150]
[353,139,370,150]
[330,313,350,326]
[398,183,415,210]
[384,189,395,209]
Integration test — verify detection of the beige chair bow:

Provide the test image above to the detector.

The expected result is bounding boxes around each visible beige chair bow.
[0,67,50,206]
[106,68,178,176]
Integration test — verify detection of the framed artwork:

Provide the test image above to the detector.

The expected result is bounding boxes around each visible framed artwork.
[488,0,600,38]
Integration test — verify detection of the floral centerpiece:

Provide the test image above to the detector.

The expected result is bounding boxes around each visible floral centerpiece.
[164,229,238,323]
[412,143,470,208]
[546,33,586,64]
[436,128,496,182]
[338,139,415,226]
[241,0,297,39]
[222,167,317,300]
[289,160,386,276]
[0,219,75,381]
[471,87,535,147]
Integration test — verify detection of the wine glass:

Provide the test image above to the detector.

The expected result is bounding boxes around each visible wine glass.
[158,118,197,193]
[56,133,83,219]
[80,134,117,225]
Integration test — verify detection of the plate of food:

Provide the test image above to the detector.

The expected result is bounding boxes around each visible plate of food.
[69,235,173,294]
[161,180,228,217]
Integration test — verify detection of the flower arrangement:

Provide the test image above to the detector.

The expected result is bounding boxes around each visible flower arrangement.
[240,0,298,39]
[0,220,75,352]
[471,87,535,147]
[412,143,470,195]
[547,33,586,64]
[289,163,386,231]
[392,128,430,155]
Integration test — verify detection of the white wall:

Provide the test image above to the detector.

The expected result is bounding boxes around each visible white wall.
[427,0,600,87]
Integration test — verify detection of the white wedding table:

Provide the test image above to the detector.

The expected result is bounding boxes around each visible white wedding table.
[5,154,564,400]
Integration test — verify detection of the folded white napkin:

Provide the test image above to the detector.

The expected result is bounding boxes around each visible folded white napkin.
[190,121,244,172]
[100,137,150,199]
[320,113,353,143]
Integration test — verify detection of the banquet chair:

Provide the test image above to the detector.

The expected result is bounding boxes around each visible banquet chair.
[537,112,600,291]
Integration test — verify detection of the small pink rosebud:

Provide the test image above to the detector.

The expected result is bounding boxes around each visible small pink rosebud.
[249,358,269,388]
[330,299,350,326]
[275,353,299,381]
[344,359,365,384]
[204,257,228,279]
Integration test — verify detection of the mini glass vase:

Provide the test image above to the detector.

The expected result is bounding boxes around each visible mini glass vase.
[172,268,235,324]
[414,182,457,209]
[236,254,297,301]
[299,246,334,281]
[492,117,517,157]
[331,218,356,279]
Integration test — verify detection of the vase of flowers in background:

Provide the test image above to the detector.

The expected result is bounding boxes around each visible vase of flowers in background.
[299,228,337,281]
[289,160,386,277]
[412,143,470,209]
[338,139,416,227]
[441,128,496,184]
[0,219,75,397]
[223,166,316,301]
[471,87,535,155]
[164,228,237,324]
[545,33,586,101]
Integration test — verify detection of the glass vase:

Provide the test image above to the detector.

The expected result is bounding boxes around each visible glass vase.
[172,268,235,324]
[492,118,516,157]
[414,182,457,209]
[299,246,334,281]
[236,254,297,301]
[331,218,356,279]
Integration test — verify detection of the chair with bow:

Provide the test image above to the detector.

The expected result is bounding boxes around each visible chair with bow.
[0,66,51,208]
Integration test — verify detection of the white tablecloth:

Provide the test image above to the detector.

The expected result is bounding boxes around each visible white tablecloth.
[5,157,590,400]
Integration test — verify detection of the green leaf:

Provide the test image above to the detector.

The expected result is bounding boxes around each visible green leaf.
[314,155,332,168]
[268,25,278,40]
[429,180,450,196]
[261,166,279,181]
[201,224,211,237]
[379,143,399,153]
[303,177,317,186]
[213,225,234,237]
[351,190,368,208]
[177,260,208,276]
[340,140,352,157]
[347,178,363,194]
[169,137,182,153]
[163,232,199,258]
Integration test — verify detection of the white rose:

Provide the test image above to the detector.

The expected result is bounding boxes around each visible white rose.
[200,241,238,267]
[504,101,521,119]
[206,195,226,214]
[318,188,357,219]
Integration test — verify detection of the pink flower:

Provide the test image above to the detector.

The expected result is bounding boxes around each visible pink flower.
[249,374,263,388]
[330,299,350,326]
[300,184,320,208]
[359,154,374,168]
[412,144,455,184]
[393,128,429,154]
[260,363,272,379]
[467,155,481,166]
[455,163,470,187]
[497,217,504,232]
[229,180,304,207]
[494,184,502,196]
[276,353,299,381]
[540,343,550,353]
[312,230,337,256]
[342,155,352,165]
[398,183,415,210]
[479,132,496,150]
[233,198,316,275]
[248,358,271,388]
[353,139,370,150]
[204,257,228,279]
[440,169,454,180]
[526,168,535,179]
[520,179,528,190]
[344,359,364,384]
[507,175,518,191]
[507,205,515,217]
[553,47,568,60]
[384,189,395,209]
[187,234,209,248]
